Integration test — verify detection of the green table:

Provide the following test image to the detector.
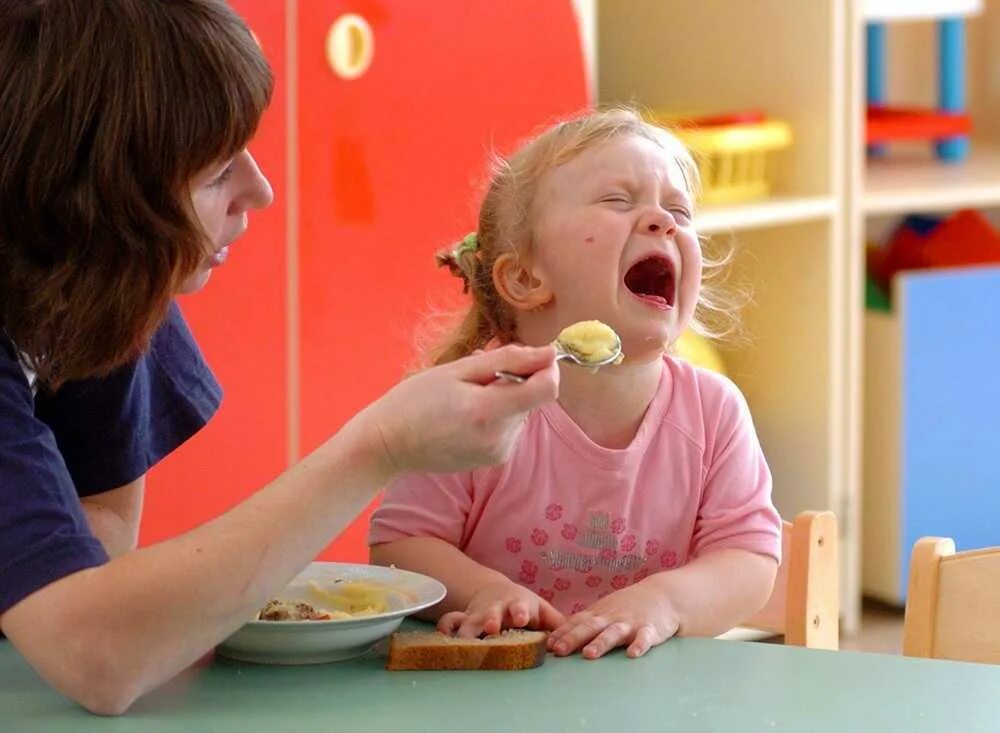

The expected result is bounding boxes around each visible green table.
[3,635,999,732]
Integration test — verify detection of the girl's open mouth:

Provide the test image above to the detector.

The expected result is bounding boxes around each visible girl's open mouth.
[624,254,675,310]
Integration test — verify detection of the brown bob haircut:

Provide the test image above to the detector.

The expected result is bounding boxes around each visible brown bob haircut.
[0,0,272,387]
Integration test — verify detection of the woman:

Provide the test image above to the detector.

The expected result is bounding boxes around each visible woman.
[0,0,558,715]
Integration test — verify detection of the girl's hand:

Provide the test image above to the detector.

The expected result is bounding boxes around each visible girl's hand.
[437,580,566,638]
[547,580,680,659]
[362,345,558,476]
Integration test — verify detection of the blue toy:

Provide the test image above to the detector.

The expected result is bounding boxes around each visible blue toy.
[865,2,981,162]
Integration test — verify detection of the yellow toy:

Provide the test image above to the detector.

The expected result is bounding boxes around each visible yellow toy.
[652,110,792,205]
[673,330,726,375]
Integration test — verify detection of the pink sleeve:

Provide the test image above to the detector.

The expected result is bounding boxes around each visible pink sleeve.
[691,376,782,563]
[368,470,473,547]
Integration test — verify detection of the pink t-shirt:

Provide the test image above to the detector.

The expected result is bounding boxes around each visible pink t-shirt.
[369,356,781,616]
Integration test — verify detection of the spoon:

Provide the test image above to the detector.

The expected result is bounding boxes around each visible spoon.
[494,328,623,384]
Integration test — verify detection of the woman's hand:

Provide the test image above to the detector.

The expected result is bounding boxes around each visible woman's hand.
[437,579,566,638]
[364,344,558,476]
[547,580,680,660]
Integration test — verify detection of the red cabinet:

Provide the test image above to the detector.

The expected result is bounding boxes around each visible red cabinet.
[142,1,588,560]
[141,0,290,545]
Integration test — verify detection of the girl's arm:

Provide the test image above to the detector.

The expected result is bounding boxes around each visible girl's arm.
[372,537,565,636]
[548,548,777,659]
[371,537,512,616]
[641,548,777,636]
[1,345,557,716]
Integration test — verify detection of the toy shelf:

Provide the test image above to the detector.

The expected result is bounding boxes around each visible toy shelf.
[849,0,1000,604]
[597,0,860,629]
[699,196,837,236]
[865,143,1000,215]
[863,0,983,22]
[595,0,1000,633]
[860,1,1000,214]
[863,266,1000,604]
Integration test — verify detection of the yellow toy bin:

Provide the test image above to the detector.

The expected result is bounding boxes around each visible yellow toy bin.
[673,329,726,375]
[656,111,792,205]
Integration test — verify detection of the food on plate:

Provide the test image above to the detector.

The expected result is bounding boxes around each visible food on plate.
[306,580,394,617]
[257,600,333,621]
[386,630,548,671]
[256,579,412,621]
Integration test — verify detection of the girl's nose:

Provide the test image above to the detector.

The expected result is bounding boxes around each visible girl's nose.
[638,207,676,236]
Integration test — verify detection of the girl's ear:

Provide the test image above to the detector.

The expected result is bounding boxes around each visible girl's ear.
[493,252,553,311]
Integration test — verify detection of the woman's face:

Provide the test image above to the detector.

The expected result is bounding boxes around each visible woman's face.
[181,149,273,293]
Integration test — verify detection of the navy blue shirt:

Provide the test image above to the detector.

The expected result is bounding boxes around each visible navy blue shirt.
[0,302,221,614]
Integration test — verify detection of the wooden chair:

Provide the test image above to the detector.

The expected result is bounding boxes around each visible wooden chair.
[721,510,840,649]
[903,537,1000,664]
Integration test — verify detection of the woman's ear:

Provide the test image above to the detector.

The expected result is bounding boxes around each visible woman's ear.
[493,252,553,311]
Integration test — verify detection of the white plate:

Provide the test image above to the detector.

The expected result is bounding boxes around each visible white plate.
[216,562,446,665]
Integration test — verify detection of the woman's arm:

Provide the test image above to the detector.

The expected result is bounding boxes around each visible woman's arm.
[3,414,388,715]
[0,345,558,715]
[79,477,145,558]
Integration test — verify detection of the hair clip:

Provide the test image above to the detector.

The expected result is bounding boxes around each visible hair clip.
[453,232,479,260]
[435,232,479,293]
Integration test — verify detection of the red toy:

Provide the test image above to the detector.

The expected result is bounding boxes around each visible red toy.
[868,210,1000,294]
[866,106,972,145]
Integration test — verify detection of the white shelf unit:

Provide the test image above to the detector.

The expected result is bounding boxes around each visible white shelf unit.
[597,0,1000,632]
[860,3,1000,216]
[597,1,859,629]
[851,0,1000,602]
[698,196,837,236]
[863,0,982,22]
[865,144,1000,215]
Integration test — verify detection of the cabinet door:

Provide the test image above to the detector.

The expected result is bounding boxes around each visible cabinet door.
[298,0,589,560]
[141,0,289,545]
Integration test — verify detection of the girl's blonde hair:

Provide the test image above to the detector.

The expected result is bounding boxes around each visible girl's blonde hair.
[429,106,740,366]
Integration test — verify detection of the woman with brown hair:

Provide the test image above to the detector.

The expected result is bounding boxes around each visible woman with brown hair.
[0,0,558,715]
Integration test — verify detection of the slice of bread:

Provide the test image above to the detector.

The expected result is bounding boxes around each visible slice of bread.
[386,630,548,671]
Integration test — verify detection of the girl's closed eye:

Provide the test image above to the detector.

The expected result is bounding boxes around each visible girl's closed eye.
[669,206,693,224]
[599,192,632,206]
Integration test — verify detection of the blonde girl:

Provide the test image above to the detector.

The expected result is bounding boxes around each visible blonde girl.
[371,108,780,660]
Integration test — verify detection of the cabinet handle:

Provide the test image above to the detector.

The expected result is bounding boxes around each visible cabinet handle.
[326,13,374,80]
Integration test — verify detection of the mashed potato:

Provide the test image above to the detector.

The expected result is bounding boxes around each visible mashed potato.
[257,580,402,622]
[556,320,623,365]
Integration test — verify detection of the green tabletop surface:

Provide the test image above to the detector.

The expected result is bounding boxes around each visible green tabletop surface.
[3,633,999,732]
